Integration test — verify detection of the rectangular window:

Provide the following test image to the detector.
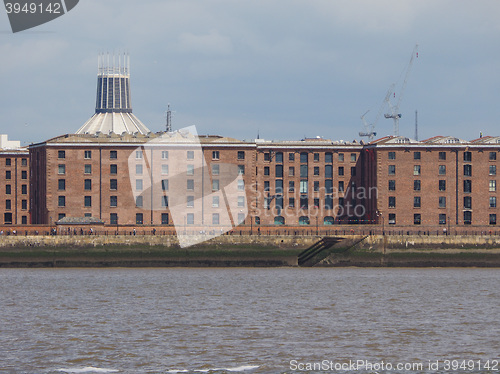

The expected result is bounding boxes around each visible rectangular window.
[84,179,92,191]
[5,200,11,210]
[300,165,308,178]
[325,195,333,209]
[388,180,396,191]
[237,151,245,160]
[136,164,143,175]
[439,214,447,225]
[187,213,194,225]
[439,180,446,191]
[350,153,357,162]
[300,195,308,209]
[313,153,320,162]
[187,150,194,160]
[212,213,220,225]
[464,196,472,209]
[463,164,472,176]
[300,180,308,194]
[110,213,118,225]
[439,165,446,175]
[389,213,396,225]
[5,170,11,180]
[414,180,421,191]
[212,151,220,160]
[136,196,143,208]
[58,179,65,191]
[21,158,27,166]
[237,196,245,207]
[388,152,396,160]
[313,181,320,192]
[187,196,194,208]
[490,196,497,208]
[413,165,421,175]
[490,214,497,225]
[58,150,65,159]
[21,184,27,194]
[58,164,66,175]
[338,166,345,176]
[389,196,396,208]
[238,179,244,191]
[313,198,320,208]
[490,165,497,176]
[351,167,356,176]
[110,179,117,190]
[212,196,219,208]
[414,196,421,208]
[338,181,344,192]
[464,151,472,162]
[464,180,472,193]
[84,196,91,207]
[110,164,117,174]
[21,170,27,180]
[5,185,11,194]
[212,180,220,191]
[289,197,295,208]
[162,164,169,175]
[490,152,497,161]
[161,151,169,160]
[325,179,333,194]
[187,164,194,175]
[276,152,283,163]
[439,152,446,160]
[58,196,65,207]
[136,179,143,191]
[300,152,308,163]
[237,164,245,176]
[136,150,143,159]
[110,150,117,159]
[414,213,421,225]
[288,180,294,192]
[490,180,497,192]
[338,153,344,162]
[414,151,421,160]
[388,165,396,175]
[325,165,333,178]
[110,196,117,207]
[264,166,270,176]
[162,179,168,191]
[289,167,295,177]
[313,166,320,176]
[212,164,220,175]
[264,181,270,192]
[84,164,92,174]
[275,179,283,194]
[464,211,472,225]
[21,215,27,224]
[325,152,333,163]
[439,196,446,208]
[84,150,92,159]
[136,213,144,224]
[287,152,295,161]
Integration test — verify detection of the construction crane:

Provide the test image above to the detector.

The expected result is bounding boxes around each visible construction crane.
[359,84,395,140]
[384,44,419,136]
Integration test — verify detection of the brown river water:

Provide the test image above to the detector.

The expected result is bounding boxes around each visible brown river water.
[0,268,499,373]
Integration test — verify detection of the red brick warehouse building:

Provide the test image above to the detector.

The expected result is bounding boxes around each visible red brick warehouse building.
[16,54,500,230]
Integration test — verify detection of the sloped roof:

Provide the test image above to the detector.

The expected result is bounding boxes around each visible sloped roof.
[76,112,150,135]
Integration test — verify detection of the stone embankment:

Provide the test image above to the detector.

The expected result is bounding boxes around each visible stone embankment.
[0,233,500,267]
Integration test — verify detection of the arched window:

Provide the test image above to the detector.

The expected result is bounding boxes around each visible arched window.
[324,216,334,225]
[299,216,310,225]
[274,216,285,225]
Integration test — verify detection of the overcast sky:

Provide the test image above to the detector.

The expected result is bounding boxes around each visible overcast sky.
[1,0,499,145]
